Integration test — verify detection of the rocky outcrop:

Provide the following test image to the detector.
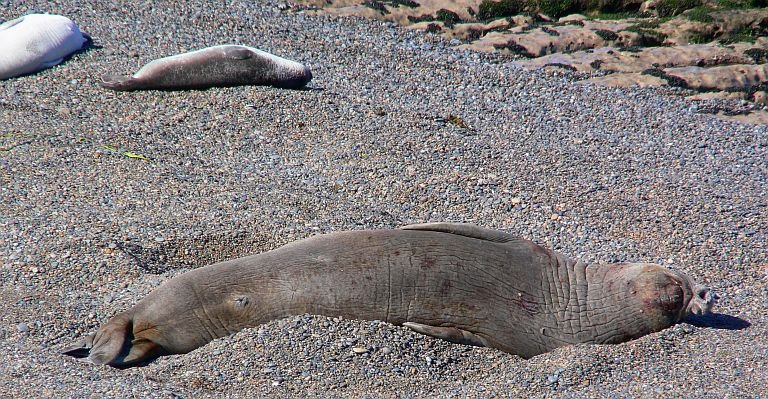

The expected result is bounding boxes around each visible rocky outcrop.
[298,0,768,123]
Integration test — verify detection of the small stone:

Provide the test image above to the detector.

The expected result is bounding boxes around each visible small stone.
[547,374,559,384]
[352,347,368,354]
[16,323,29,333]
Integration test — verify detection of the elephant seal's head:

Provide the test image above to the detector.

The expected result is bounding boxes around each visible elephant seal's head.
[612,263,717,335]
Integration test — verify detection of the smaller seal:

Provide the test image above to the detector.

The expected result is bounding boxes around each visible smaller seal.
[100,45,312,91]
[0,14,90,80]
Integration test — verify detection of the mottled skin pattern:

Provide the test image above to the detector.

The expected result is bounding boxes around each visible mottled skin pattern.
[64,223,716,368]
[100,45,312,91]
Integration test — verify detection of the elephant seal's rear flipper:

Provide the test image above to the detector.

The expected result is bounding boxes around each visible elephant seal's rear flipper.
[100,74,136,91]
[403,322,489,347]
[63,311,165,368]
[401,222,518,243]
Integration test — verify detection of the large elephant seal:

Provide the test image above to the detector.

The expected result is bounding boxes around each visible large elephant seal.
[100,45,312,91]
[64,223,716,368]
[0,14,90,80]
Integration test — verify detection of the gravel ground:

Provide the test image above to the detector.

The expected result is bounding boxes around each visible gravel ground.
[1,1,766,398]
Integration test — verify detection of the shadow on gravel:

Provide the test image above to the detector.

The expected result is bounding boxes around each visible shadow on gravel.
[685,313,751,330]
[114,231,276,274]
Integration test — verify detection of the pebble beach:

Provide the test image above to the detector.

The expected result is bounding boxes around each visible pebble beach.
[1,0,766,398]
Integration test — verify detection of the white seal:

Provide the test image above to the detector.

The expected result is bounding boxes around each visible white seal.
[0,14,89,80]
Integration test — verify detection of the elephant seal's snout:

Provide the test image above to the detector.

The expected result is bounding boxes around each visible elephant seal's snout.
[687,285,717,317]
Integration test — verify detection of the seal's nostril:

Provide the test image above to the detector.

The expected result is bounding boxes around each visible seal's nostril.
[697,287,710,301]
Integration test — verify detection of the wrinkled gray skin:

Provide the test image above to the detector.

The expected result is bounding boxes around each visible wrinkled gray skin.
[100,45,312,91]
[64,223,716,368]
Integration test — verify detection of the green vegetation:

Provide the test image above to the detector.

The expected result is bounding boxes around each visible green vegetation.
[383,0,419,7]
[435,8,462,27]
[655,0,701,17]
[407,8,463,27]
[589,11,649,20]
[641,68,689,88]
[719,31,756,44]
[362,0,390,14]
[530,0,579,18]
[425,23,442,33]
[622,17,672,44]
[688,33,714,43]
[715,0,767,8]
[683,6,714,22]
[744,48,768,63]
[493,40,534,57]
[594,29,619,40]
[476,0,520,21]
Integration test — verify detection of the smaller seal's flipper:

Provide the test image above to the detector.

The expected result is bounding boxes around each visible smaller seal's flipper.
[401,222,518,244]
[0,16,25,31]
[402,322,488,347]
[100,74,136,91]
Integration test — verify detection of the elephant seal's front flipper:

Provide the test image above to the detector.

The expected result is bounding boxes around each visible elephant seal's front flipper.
[403,322,489,347]
[401,222,518,243]
[223,46,253,60]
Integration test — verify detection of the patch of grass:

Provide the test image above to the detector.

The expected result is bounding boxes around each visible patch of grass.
[716,0,767,9]
[382,0,419,7]
[362,0,390,14]
[744,48,768,63]
[435,8,462,27]
[408,9,464,27]
[683,6,714,22]
[688,33,714,43]
[527,0,579,19]
[719,31,756,44]
[594,29,619,40]
[476,0,520,21]
[628,17,671,30]
[655,0,701,17]
[623,25,668,44]
[493,40,534,57]
[641,68,689,88]
[545,63,578,71]
[582,0,646,14]
[424,23,442,33]
[589,11,648,20]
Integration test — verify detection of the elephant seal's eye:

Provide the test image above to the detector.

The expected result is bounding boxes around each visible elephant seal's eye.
[233,296,250,308]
